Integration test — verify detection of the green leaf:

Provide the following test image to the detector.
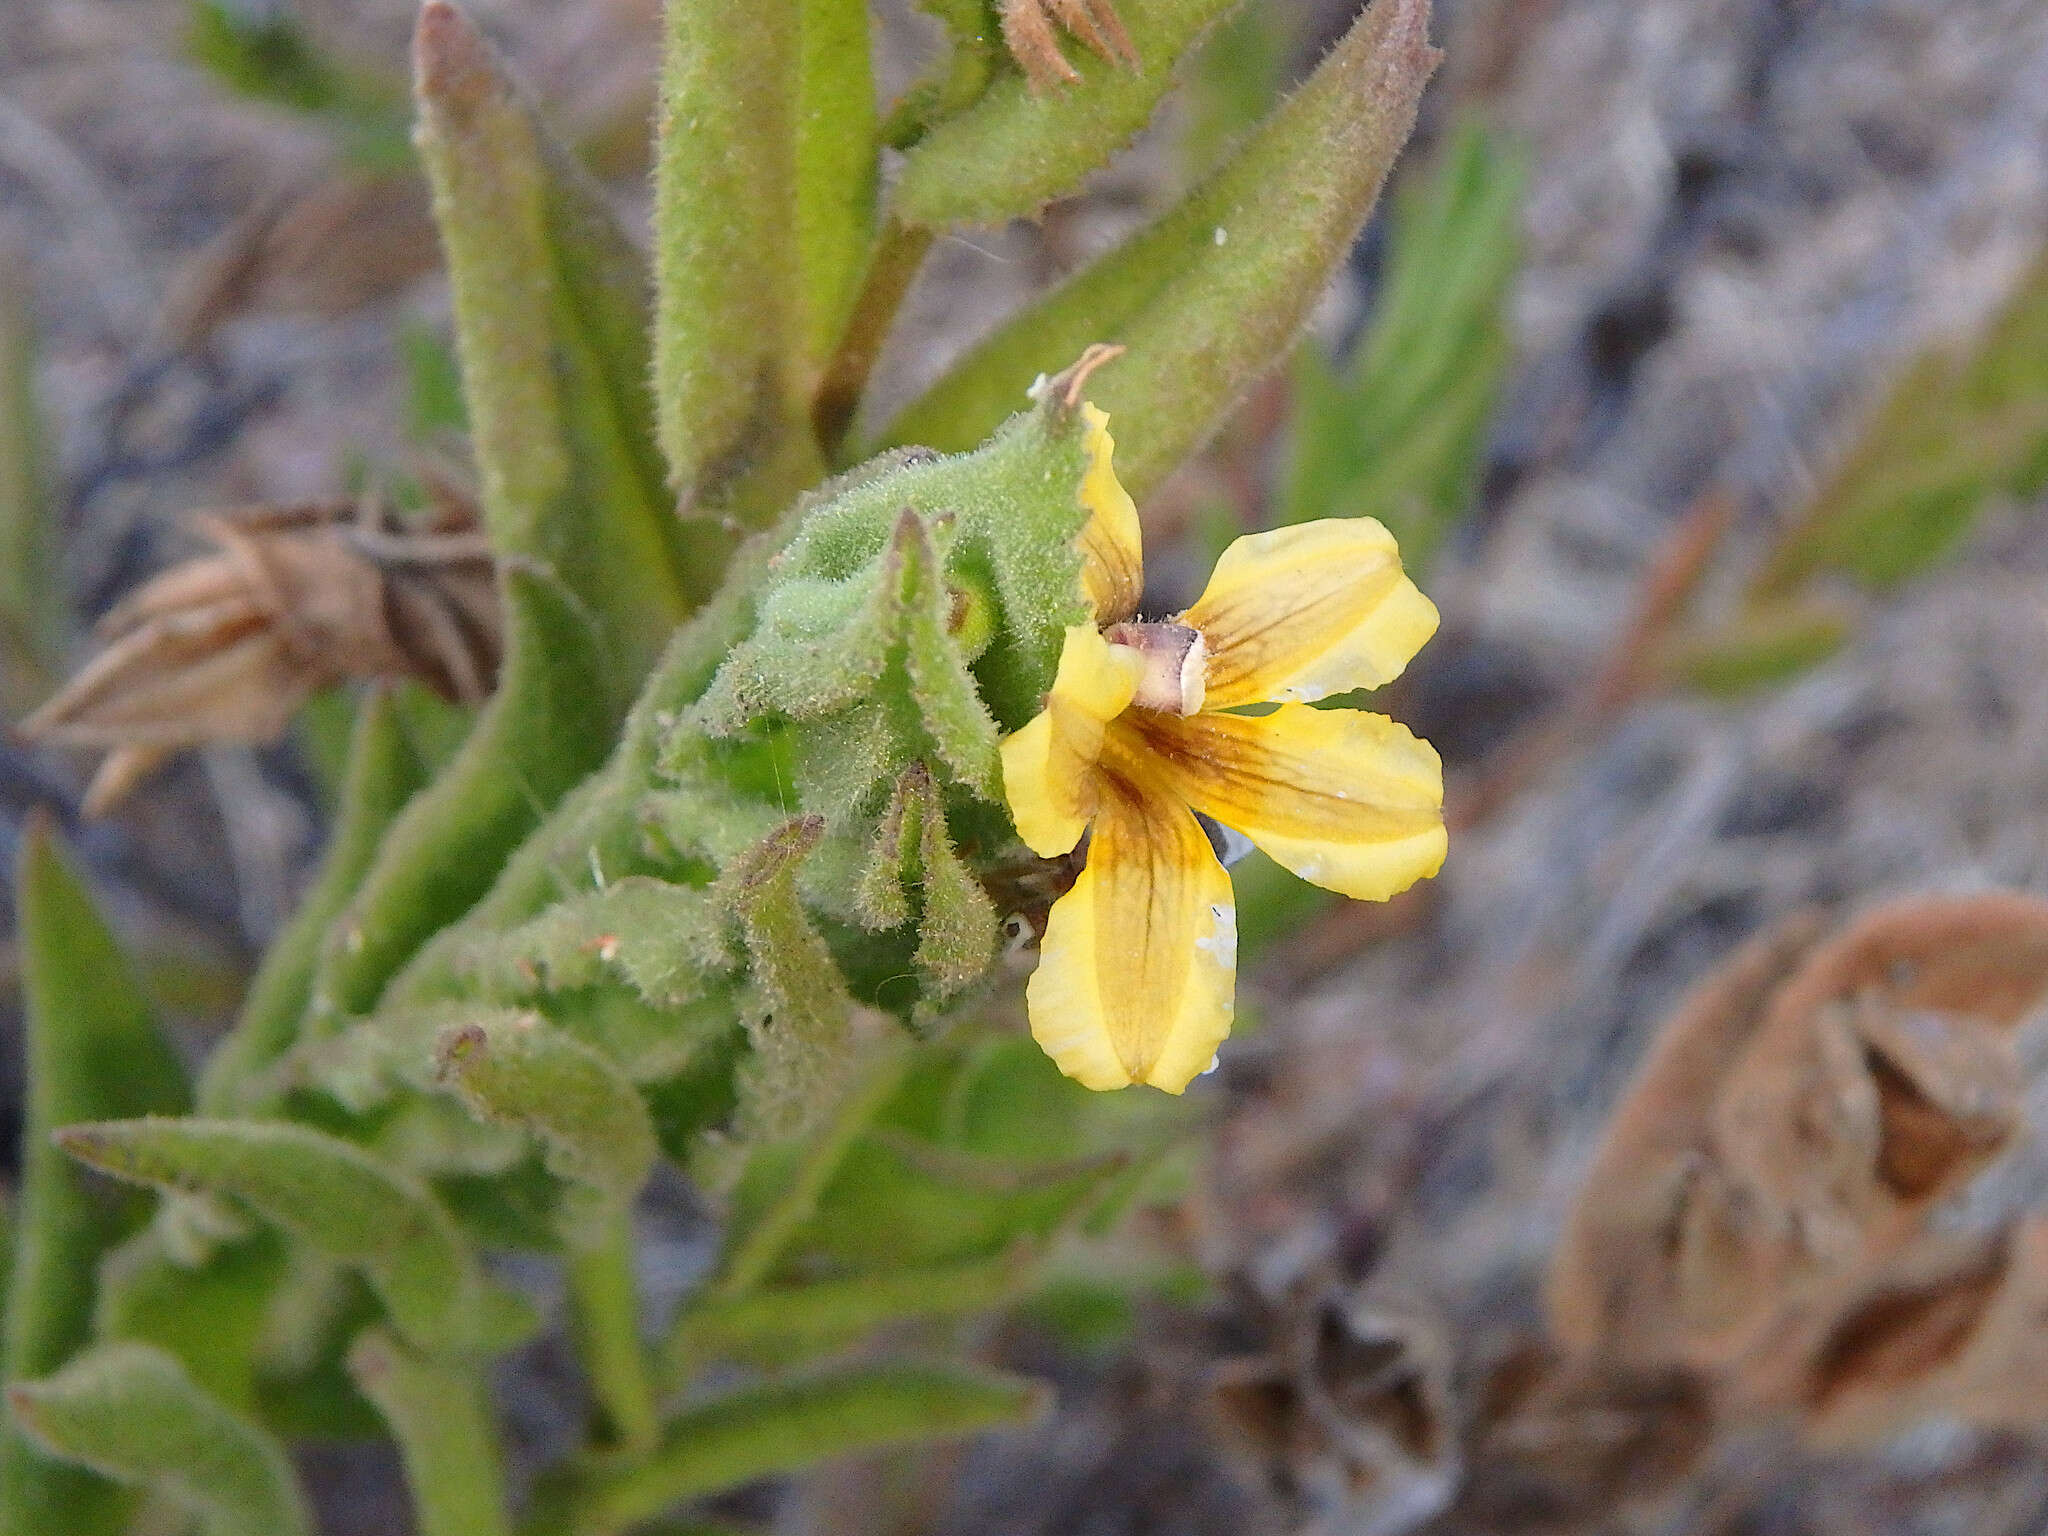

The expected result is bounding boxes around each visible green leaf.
[565,1209,659,1455]
[450,878,730,1012]
[201,688,429,1114]
[876,0,1441,501]
[1756,245,2048,596]
[1,820,187,1536]
[695,507,1001,796]
[348,1328,511,1536]
[1665,599,1854,696]
[309,566,614,1022]
[8,1342,310,1536]
[892,0,1242,229]
[383,520,794,1008]
[723,819,866,1140]
[432,1014,658,1208]
[652,0,824,518]
[413,0,707,682]
[542,1361,1047,1535]
[53,1119,523,1355]
[857,766,999,1002]
[796,0,880,367]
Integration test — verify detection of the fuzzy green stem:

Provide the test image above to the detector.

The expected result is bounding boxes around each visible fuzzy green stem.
[548,1363,1047,1536]
[707,1051,907,1303]
[568,1211,659,1459]
[814,217,934,462]
[349,1329,513,1536]
[658,1246,1036,1390]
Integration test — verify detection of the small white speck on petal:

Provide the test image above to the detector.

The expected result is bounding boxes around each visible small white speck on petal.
[1201,1054,1221,1075]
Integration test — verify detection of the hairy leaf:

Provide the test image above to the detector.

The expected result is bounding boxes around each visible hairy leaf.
[54,1119,522,1355]
[201,688,429,1114]
[433,1014,658,1207]
[544,1361,1047,1534]
[652,0,824,518]
[8,1342,309,1536]
[1,821,187,1535]
[414,0,705,680]
[309,567,612,1022]
[877,0,1440,501]
[893,0,1241,228]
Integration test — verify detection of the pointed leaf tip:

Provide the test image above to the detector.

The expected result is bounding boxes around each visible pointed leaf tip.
[412,1,494,115]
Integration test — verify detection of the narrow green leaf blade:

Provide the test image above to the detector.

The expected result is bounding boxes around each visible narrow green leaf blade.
[653,0,824,517]
[414,0,705,681]
[795,0,879,366]
[0,246,57,669]
[8,1342,310,1536]
[201,688,429,1113]
[309,566,613,1020]
[877,0,1441,501]
[1757,246,2048,596]
[663,1247,1034,1375]
[348,1328,512,1536]
[2,819,187,1535]
[554,1361,1047,1533]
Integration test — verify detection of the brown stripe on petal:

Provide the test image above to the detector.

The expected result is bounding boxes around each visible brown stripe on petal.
[1116,707,1441,843]
[1192,560,1406,705]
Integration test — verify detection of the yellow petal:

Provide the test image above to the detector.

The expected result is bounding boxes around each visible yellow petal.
[1027,771,1235,1092]
[1181,519,1439,709]
[1076,404,1143,626]
[999,624,1143,857]
[1118,704,1446,901]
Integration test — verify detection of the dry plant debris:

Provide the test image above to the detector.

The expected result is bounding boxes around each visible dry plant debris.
[19,495,498,814]
[1000,0,1139,91]
[1546,891,2048,1448]
[158,171,440,350]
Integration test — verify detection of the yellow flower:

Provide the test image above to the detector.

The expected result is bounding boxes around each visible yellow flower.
[1000,408,1447,1093]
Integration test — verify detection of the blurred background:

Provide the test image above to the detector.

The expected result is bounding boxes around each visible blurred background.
[6,0,2048,1530]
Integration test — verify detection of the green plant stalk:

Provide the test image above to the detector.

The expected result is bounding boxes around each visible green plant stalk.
[794,0,880,372]
[815,217,935,458]
[201,688,428,1113]
[659,1246,1035,1385]
[1,820,188,1536]
[567,1211,659,1458]
[889,0,1244,229]
[349,1329,513,1536]
[708,1049,909,1301]
[308,569,613,1023]
[549,1362,1048,1536]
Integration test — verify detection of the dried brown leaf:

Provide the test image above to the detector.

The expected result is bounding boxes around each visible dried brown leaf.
[1546,912,1824,1367]
[1551,894,2048,1380]
[19,499,499,812]
[1746,1220,2048,1448]
[1714,895,2048,1257]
